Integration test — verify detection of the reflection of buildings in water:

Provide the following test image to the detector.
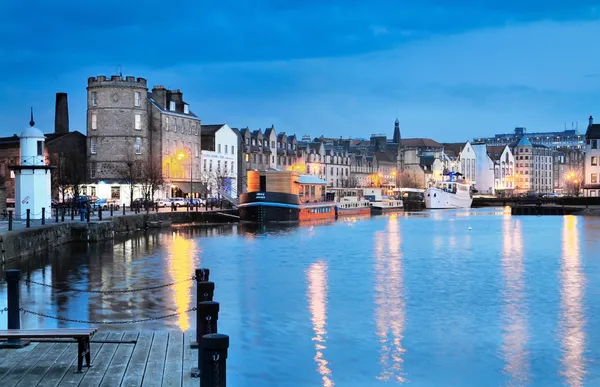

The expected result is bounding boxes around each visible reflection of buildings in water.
[500,216,530,384]
[306,260,334,387]
[560,216,586,387]
[374,215,406,383]
[168,233,196,331]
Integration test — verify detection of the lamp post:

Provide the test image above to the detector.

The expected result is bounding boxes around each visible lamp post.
[177,148,193,201]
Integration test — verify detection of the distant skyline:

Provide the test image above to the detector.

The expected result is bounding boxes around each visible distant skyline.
[1,1,600,141]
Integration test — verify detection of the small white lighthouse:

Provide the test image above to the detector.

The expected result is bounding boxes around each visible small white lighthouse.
[10,110,53,220]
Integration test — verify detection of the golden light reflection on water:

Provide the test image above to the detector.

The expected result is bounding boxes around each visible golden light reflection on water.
[306,260,334,387]
[167,232,196,331]
[374,215,406,383]
[560,216,586,387]
[501,216,530,385]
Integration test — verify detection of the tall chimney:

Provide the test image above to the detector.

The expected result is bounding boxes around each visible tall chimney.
[55,92,69,133]
[590,115,594,126]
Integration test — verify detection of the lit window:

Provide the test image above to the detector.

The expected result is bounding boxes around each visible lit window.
[592,156,598,166]
[169,101,175,111]
[135,114,141,130]
[184,104,189,114]
[91,114,97,130]
[135,137,142,154]
[90,138,97,154]
[134,91,141,107]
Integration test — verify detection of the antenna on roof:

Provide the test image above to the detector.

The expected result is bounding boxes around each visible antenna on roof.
[29,107,35,127]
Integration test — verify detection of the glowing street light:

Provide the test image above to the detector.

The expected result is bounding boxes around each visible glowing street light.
[176,148,193,200]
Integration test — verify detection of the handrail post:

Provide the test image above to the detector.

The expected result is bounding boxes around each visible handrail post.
[0,269,29,348]
[200,334,229,387]
[26,209,30,228]
[41,208,46,225]
[191,301,220,377]
[98,206,103,221]
[8,210,13,231]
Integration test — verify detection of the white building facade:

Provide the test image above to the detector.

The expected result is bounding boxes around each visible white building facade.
[472,143,495,194]
[583,116,600,197]
[200,124,238,198]
[459,142,477,185]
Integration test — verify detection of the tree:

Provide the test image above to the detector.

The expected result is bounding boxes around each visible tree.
[51,149,86,201]
[211,167,234,199]
[341,175,359,188]
[398,170,424,189]
[116,152,141,207]
[139,155,164,202]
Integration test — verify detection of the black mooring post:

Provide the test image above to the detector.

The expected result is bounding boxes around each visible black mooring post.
[0,269,29,348]
[191,301,220,377]
[41,207,45,225]
[110,204,114,217]
[123,204,126,216]
[191,279,215,349]
[55,207,59,223]
[98,207,102,221]
[200,334,229,387]
[61,208,65,222]
[8,211,13,231]
[26,209,30,228]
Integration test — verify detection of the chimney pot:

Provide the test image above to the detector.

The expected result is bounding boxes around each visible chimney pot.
[55,93,69,134]
[590,115,594,126]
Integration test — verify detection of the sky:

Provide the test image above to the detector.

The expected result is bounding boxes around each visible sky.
[1,1,600,142]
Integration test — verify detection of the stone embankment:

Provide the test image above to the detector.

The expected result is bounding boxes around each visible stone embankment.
[0,210,238,263]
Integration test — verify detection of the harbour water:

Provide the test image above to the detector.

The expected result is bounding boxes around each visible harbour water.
[2,208,600,386]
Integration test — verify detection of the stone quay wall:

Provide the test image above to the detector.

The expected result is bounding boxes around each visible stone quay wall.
[0,210,238,263]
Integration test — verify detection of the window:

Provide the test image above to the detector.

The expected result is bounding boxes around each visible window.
[169,101,175,111]
[232,146,235,155]
[37,141,43,156]
[91,92,97,106]
[224,161,228,173]
[195,123,199,135]
[231,162,234,173]
[593,174,598,184]
[165,163,170,178]
[136,162,143,178]
[225,145,228,154]
[203,159,207,171]
[90,138,97,154]
[134,91,141,107]
[111,186,120,199]
[271,141,275,148]
[195,143,199,157]
[217,160,221,172]
[592,156,598,166]
[218,144,221,153]
[245,154,249,162]
[165,139,170,154]
[90,162,96,178]
[165,116,170,131]
[188,121,191,135]
[134,114,142,130]
[91,114,97,130]
[91,186,96,197]
[184,104,189,114]
[593,140,598,150]
[135,137,142,154]
[209,160,213,172]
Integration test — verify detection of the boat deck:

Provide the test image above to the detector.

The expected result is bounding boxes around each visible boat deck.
[0,330,200,387]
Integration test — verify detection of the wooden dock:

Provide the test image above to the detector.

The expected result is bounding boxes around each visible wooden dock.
[0,331,201,387]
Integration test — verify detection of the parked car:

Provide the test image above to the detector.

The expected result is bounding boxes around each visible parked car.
[543,193,559,198]
[155,198,169,208]
[187,198,206,206]
[94,198,121,210]
[169,198,186,207]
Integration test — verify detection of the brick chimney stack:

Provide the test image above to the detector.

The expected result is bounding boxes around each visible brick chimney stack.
[55,92,69,133]
[590,115,594,126]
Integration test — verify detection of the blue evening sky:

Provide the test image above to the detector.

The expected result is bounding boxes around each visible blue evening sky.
[1,1,600,141]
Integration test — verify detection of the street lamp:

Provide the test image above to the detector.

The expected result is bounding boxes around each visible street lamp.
[177,148,193,201]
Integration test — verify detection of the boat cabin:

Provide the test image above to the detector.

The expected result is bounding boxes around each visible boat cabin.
[246,170,328,202]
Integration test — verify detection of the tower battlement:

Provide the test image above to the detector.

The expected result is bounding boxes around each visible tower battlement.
[87,75,147,88]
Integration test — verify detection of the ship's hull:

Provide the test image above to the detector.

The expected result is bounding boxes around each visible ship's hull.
[424,188,473,209]
[370,200,404,215]
[336,206,371,217]
[239,192,335,223]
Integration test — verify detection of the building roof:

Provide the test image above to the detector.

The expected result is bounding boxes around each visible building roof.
[401,138,443,148]
[373,152,395,163]
[420,156,435,167]
[147,94,199,118]
[587,124,600,139]
[516,135,533,147]
[201,124,225,135]
[298,175,329,185]
[486,145,505,161]
[443,142,465,158]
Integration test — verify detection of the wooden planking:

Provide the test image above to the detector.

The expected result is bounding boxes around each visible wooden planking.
[161,331,184,387]
[0,342,55,386]
[15,340,70,387]
[141,331,169,387]
[78,331,123,387]
[120,331,154,387]
[56,331,110,387]
[34,342,77,387]
[0,329,97,337]
[181,331,199,387]
[98,332,138,387]
[0,342,41,378]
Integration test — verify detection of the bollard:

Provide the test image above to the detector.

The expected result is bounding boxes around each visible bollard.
[191,280,215,348]
[110,204,114,217]
[196,268,210,282]
[191,301,220,377]
[55,207,59,223]
[146,204,150,214]
[61,208,65,222]
[42,207,46,225]
[98,207,103,221]
[26,209,30,228]
[71,207,75,220]
[0,270,29,348]
[86,208,90,222]
[200,334,229,387]
[123,204,126,215]
[8,210,13,231]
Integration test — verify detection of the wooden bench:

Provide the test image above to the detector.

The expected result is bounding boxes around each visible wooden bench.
[0,328,97,372]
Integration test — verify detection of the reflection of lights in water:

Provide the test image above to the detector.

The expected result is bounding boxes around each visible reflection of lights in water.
[374,217,406,383]
[501,217,530,384]
[167,233,195,331]
[560,216,586,387]
[306,261,334,387]
[504,205,511,214]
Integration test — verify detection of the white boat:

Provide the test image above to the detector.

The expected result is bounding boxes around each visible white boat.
[370,199,404,215]
[425,174,473,209]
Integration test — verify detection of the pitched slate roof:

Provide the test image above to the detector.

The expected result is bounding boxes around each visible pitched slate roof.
[586,124,600,139]
[486,145,506,161]
[401,138,443,148]
[516,135,533,147]
[201,124,225,135]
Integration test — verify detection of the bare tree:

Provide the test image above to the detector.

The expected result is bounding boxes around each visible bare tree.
[116,152,142,207]
[51,149,86,201]
[341,175,359,188]
[211,167,234,199]
[139,155,164,202]
[398,170,424,189]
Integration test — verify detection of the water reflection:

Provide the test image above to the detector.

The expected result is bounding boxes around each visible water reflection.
[560,216,586,387]
[374,215,406,383]
[168,231,196,331]
[306,260,334,387]
[500,215,530,385]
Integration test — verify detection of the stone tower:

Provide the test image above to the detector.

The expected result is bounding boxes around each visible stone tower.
[86,75,149,182]
[393,118,401,144]
[54,92,69,133]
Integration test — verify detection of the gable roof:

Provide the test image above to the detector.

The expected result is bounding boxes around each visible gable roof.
[516,135,532,147]
[587,124,600,139]
[201,124,225,135]
[486,145,506,161]
[401,138,443,148]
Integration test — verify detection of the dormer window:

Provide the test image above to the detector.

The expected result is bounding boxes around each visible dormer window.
[169,101,175,111]
[184,104,189,114]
